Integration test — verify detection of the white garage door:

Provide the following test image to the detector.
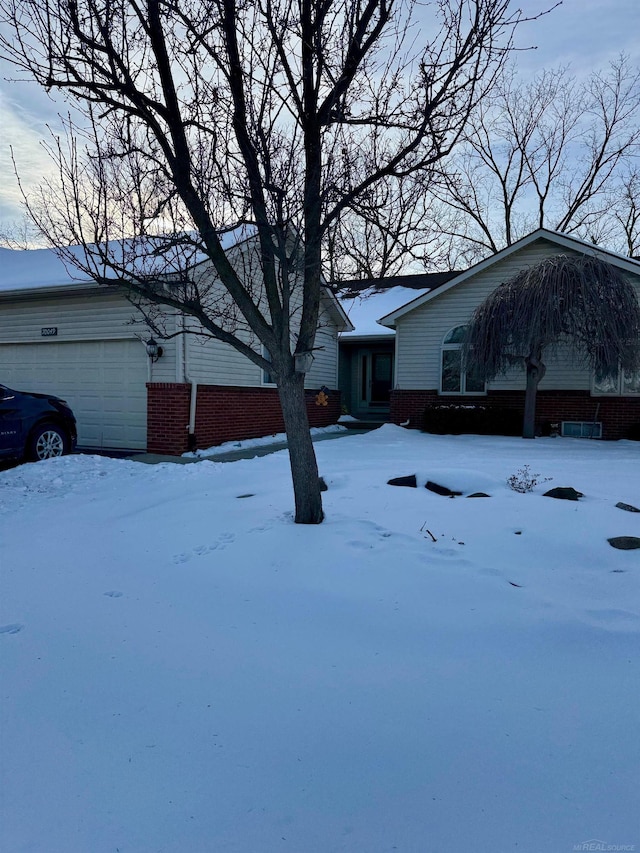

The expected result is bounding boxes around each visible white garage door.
[0,339,148,450]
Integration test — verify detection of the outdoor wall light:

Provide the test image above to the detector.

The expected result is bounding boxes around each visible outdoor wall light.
[145,337,164,362]
[294,351,314,374]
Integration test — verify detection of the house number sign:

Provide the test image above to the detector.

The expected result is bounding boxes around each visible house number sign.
[41,327,58,336]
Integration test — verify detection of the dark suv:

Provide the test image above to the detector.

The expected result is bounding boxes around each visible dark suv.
[0,384,77,462]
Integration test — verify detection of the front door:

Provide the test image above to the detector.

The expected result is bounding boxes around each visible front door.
[370,352,393,404]
[360,349,394,410]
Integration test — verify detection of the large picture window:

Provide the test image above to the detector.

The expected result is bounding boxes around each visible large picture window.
[593,366,640,396]
[440,326,485,394]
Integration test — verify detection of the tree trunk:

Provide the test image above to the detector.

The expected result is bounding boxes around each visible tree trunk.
[522,354,546,439]
[278,371,324,524]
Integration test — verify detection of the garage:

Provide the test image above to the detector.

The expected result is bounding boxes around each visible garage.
[0,339,148,450]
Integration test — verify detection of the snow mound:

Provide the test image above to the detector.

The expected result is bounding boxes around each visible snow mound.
[414,468,506,495]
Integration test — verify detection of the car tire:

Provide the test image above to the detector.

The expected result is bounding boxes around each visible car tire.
[28,423,69,461]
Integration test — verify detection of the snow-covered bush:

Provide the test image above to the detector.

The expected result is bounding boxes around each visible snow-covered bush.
[507,465,551,493]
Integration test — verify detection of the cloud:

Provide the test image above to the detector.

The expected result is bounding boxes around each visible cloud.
[0,79,62,225]
[515,0,640,76]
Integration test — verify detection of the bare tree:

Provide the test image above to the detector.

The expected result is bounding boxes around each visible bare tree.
[464,254,640,439]
[0,0,533,522]
[0,215,43,249]
[433,56,640,264]
[324,172,451,280]
[609,167,640,259]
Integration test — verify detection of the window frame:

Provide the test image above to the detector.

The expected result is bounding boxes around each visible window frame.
[439,326,486,396]
[261,345,276,387]
[592,365,640,396]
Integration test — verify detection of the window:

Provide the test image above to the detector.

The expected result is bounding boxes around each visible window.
[440,326,485,395]
[561,421,602,439]
[593,366,640,396]
[262,345,275,385]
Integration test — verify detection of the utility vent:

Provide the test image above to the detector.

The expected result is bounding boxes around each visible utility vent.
[561,421,602,439]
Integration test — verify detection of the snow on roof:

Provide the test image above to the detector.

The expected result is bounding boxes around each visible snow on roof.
[0,244,93,291]
[0,225,257,293]
[339,285,430,338]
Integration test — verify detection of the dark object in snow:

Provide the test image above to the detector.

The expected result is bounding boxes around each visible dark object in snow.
[508,581,522,587]
[608,536,640,550]
[615,501,640,513]
[467,492,490,498]
[543,487,583,501]
[388,475,417,488]
[514,530,522,535]
[319,477,328,492]
[236,493,255,499]
[426,480,462,497]
[0,623,24,634]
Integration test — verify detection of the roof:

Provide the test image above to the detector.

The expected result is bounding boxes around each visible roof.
[0,226,256,295]
[0,244,96,292]
[0,229,353,332]
[337,271,460,339]
[340,285,429,339]
[378,229,640,328]
[337,270,459,297]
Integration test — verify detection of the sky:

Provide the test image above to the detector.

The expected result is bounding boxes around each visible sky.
[0,0,639,234]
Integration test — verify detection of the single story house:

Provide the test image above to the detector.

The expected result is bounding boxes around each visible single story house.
[378,229,640,440]
[0,232,352,455]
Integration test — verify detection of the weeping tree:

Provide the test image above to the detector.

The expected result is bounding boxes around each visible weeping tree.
[464,254,640,438]
[0,0,538,524]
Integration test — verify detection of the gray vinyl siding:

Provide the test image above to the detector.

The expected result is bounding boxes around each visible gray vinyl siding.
[183,269,341,389]
[179,247,262,386]
[306,300,339,388]
[0,289,179,382]
[185,307,339,389]
[0,291,142,343]
[395,239,640,392]
[186,330,261,386]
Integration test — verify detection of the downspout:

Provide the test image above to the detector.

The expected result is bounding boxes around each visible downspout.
[180,315,198,451]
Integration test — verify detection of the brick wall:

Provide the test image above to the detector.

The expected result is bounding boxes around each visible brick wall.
[147,382,342,455]
[390,389,640,441]
[147,383,192,454]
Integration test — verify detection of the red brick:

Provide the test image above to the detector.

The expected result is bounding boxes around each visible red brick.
[390,389,640,441]
[147,383,342,455]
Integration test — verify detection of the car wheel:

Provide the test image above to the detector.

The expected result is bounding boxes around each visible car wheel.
[28,423,68,461]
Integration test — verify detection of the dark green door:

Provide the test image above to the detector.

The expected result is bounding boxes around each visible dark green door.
[370,353,393,404]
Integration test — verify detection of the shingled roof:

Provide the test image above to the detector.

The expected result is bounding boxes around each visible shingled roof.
[336,270,460,298]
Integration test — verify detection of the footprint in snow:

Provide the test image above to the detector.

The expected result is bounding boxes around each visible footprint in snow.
[0,623,24,635]
[584,608,640,632]
[345,523,417,553]
[173,533,237,563]
[430,546,458,557]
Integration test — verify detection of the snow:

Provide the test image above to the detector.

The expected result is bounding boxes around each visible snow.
[339,286,428,337]
[182,424,347,458]
[0,226,256,292]
[0,244,94,290]
[1,426,639,853]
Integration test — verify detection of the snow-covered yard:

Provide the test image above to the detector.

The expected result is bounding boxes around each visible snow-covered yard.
[1,426,638,853]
